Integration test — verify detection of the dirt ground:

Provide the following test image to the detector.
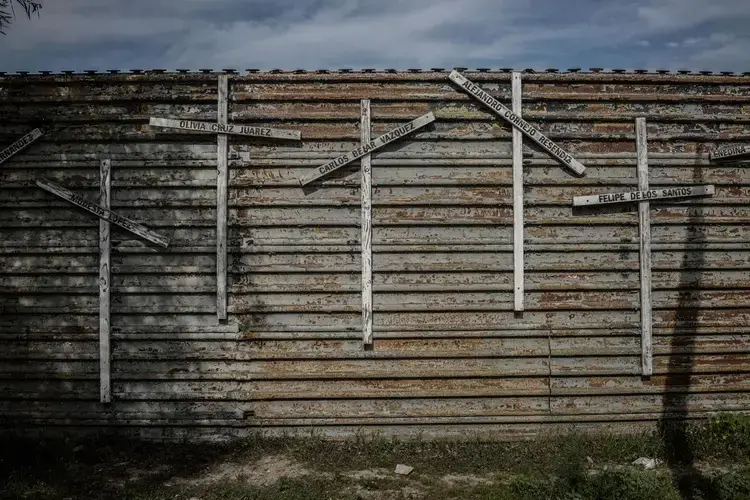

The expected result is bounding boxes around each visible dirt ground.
[2,416,750,499]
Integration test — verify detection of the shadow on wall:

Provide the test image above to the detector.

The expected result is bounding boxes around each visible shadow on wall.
[659,163,705,499]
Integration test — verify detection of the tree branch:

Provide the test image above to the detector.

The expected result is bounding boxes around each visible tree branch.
[0,0,43,34]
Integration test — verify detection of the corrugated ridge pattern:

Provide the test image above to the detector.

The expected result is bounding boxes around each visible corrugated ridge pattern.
[0,72,749,440]
[2,68,750,76]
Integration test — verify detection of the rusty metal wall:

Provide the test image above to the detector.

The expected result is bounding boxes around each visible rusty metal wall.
[1,69,749,440]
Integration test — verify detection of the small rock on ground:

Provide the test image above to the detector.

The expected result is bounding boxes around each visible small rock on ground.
[394,464,414,475]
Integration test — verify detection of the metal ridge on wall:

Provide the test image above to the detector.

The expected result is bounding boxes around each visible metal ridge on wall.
[1,67,750,76]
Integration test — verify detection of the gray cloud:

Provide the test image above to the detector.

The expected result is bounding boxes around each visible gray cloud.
[1,0,749,71]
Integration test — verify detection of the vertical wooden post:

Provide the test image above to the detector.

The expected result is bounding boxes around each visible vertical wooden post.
[217,75,229,320]
[636,117,653,376]
[512,72,524,312]
[99,159,112,403]
[361,100,373,345]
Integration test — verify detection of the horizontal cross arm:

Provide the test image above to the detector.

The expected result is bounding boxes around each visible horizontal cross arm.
[149,117,301,140]
[299,112,435,186]
[0,128,44,165]
[36,179,170,248]
[449,71,585,175]
[710,144,749,161]
[573,185,715,206]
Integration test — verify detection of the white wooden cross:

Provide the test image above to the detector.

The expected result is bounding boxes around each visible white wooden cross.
[298,109,435,346]
[450,71,586,175]
[298,112,435,186]
[571,118,715,376]
[360,100,373,345]
[99,160,112,404]
[36,162,169,403]
[0,128,44,165]
[450,71,589,312]
[149,75,303,321]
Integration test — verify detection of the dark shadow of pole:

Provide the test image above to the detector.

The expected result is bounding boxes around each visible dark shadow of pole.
[659,165,705,499]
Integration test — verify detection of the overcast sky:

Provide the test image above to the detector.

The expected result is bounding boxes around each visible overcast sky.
[1,0,750,72]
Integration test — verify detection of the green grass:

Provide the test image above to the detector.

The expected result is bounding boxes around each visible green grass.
[2,415,750,500]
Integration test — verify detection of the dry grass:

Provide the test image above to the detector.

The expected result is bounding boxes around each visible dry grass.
[2,416,750,499]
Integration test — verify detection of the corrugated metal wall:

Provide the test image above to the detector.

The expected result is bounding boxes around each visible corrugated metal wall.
[1,70,749,440]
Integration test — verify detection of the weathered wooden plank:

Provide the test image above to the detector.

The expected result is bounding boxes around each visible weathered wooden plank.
[553,353,750,376]
[35,179,169,248]
[449,71,586,175]
[551,373,750,395]
[255,397,549,418]
[299,112,436,185]
[110,358,550,380]
[573,185,715,206]
[0,128,43,165]
[551,393,750,415]
[114,377,550,400]
[512,72,524,312]
[3,247,749,276]
[104,338,549,360]
[99,159,111,403]
[6,184,742,209]
[710,144,749,161]
[4,289,750,315]
[361,99,373,345]
[6,269,750,295]
[148,117,301,140]
[636,117,653,377]
[217,75,229,320]
[5,100,746,123]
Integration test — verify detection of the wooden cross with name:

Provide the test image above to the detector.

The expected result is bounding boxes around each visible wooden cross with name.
[35,162,170,404]
[572,118,715,376]
[297,108,436,346]
[449,71,589,314]
[149,75,303,321]
[2,128,167,404]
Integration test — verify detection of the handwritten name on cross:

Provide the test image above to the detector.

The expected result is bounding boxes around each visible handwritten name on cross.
[298,112,435,186]
[449,71,586,175]
[148,118,301,141]
[0,128,44,165]
[572,118,715,376]
[710,144,750,162]
[36,178,169,248]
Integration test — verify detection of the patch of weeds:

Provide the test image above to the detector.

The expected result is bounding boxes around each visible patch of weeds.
[202,477,352,500]
[1,475,60,500]
[697,467,750,500]
[504,474,558,500]
[698,414,750,460]
[577,470,680,500]
[462,470,680,500]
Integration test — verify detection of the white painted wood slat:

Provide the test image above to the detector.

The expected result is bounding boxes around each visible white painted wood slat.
[149,117,300,140]
[573,185,715,206]
[99,159,111,403]
[512,72,524,313]
[710,144,749,161]
[636,117,653,377]
[217,75,229,320]
[361,100,373,345]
